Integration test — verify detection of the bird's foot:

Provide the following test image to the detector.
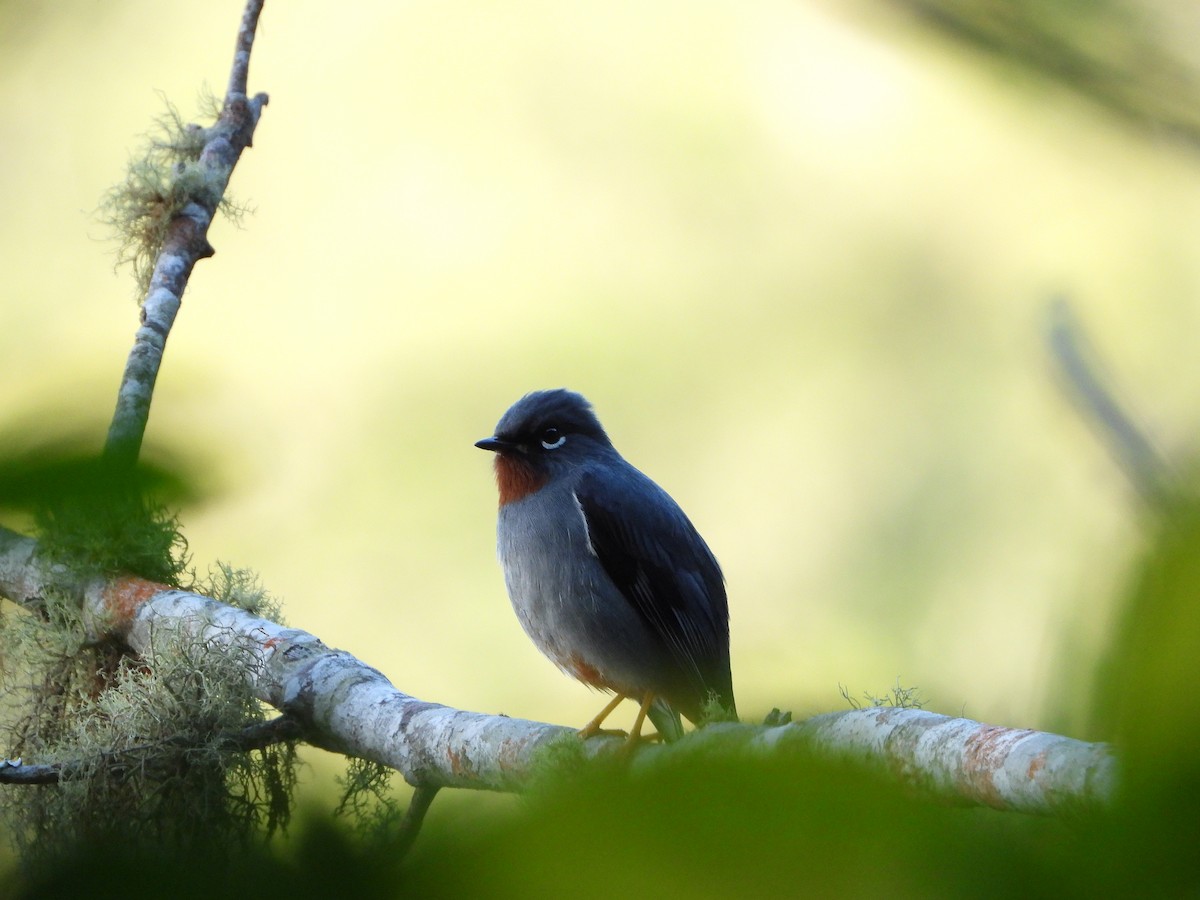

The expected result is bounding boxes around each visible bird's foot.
[576,724,629,741]
[574,693,667,751]
[577,693,628,740]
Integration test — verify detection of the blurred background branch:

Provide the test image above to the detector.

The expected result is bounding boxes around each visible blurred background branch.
[1047,297,1174,501]
[887,0,1200,148]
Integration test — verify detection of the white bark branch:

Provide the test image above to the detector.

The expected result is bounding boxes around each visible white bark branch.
[758,706,1116,814]
[0,525,1116,813]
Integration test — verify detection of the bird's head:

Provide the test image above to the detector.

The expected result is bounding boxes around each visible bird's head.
[476,389,613,504]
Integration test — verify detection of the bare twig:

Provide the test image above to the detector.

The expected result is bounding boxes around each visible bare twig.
[227,0,262,99]
[395,785,441,861]
[104,0,269,466]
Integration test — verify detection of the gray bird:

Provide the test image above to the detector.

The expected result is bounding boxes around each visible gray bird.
[476,389,735,742]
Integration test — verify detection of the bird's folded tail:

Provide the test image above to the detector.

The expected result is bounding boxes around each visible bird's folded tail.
[647,698,684,743]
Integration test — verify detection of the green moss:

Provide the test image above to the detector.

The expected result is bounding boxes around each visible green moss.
[698,689,738,726]
[202,561,285,623]
[20,447,190,590]
[35,489,188,589]
[527,730,589,784]
[0,585,297,867]
[334,758,402,842]
[98,94,248,300]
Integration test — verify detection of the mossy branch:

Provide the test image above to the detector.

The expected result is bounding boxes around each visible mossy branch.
[0,547,298,862]
[100,94,249,301]
[102,0,269,468]
[0,525,1119,820]
[0,717,303,786]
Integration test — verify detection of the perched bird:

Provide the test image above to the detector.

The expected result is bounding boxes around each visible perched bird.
[476,389,735,743]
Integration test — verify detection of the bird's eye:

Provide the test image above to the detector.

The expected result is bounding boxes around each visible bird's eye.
[540,427,566,450]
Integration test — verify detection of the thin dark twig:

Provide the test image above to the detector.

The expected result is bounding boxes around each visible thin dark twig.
[394,785,441,861]
[0,715,302,786]
[1047,297,1174,501]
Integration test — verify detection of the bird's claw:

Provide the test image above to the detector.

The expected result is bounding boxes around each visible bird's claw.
[576,725,629,741]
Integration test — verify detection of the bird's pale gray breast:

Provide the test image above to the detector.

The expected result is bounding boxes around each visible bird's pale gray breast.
[496,476,651,691]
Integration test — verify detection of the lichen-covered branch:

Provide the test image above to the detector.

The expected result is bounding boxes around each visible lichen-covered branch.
[0,526,59,612]
[0,524,1116,813]
[0,524,577,791]
[0,717,302,786]
[103,0,269,466]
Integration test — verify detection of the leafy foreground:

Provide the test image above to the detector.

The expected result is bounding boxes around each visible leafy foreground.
[3,742,1195,899]
[5,485,1200,898]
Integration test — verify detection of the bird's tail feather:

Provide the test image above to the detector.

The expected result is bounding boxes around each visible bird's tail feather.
[647,699,684,742]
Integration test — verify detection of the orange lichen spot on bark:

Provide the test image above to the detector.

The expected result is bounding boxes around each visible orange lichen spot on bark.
[1026,750,1048,780]
[447,745,472,778]
[103,575,170,625]
[496,737,526,773]
[963,725,1029,809]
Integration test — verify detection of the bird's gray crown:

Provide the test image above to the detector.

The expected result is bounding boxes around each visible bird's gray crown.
[494,389,611,449]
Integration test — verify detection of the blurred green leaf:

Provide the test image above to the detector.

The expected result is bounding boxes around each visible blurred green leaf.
[0,431,206,583]
[12,742,1200,897]
[0,434,201,514]
[1091,493,1200,874]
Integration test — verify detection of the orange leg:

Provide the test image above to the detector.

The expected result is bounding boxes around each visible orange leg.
[577,693,628,739]
[627,693,656,744]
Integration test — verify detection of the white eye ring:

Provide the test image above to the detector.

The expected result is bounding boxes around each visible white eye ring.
[541,434,567,450]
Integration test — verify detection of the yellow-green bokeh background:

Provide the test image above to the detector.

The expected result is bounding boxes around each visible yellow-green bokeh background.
[3,0,1200,783]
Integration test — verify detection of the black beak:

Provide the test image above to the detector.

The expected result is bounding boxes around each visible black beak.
[475,436,516,453]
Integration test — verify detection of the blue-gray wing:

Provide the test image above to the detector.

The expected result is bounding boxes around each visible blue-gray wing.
[574,466,735,720]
